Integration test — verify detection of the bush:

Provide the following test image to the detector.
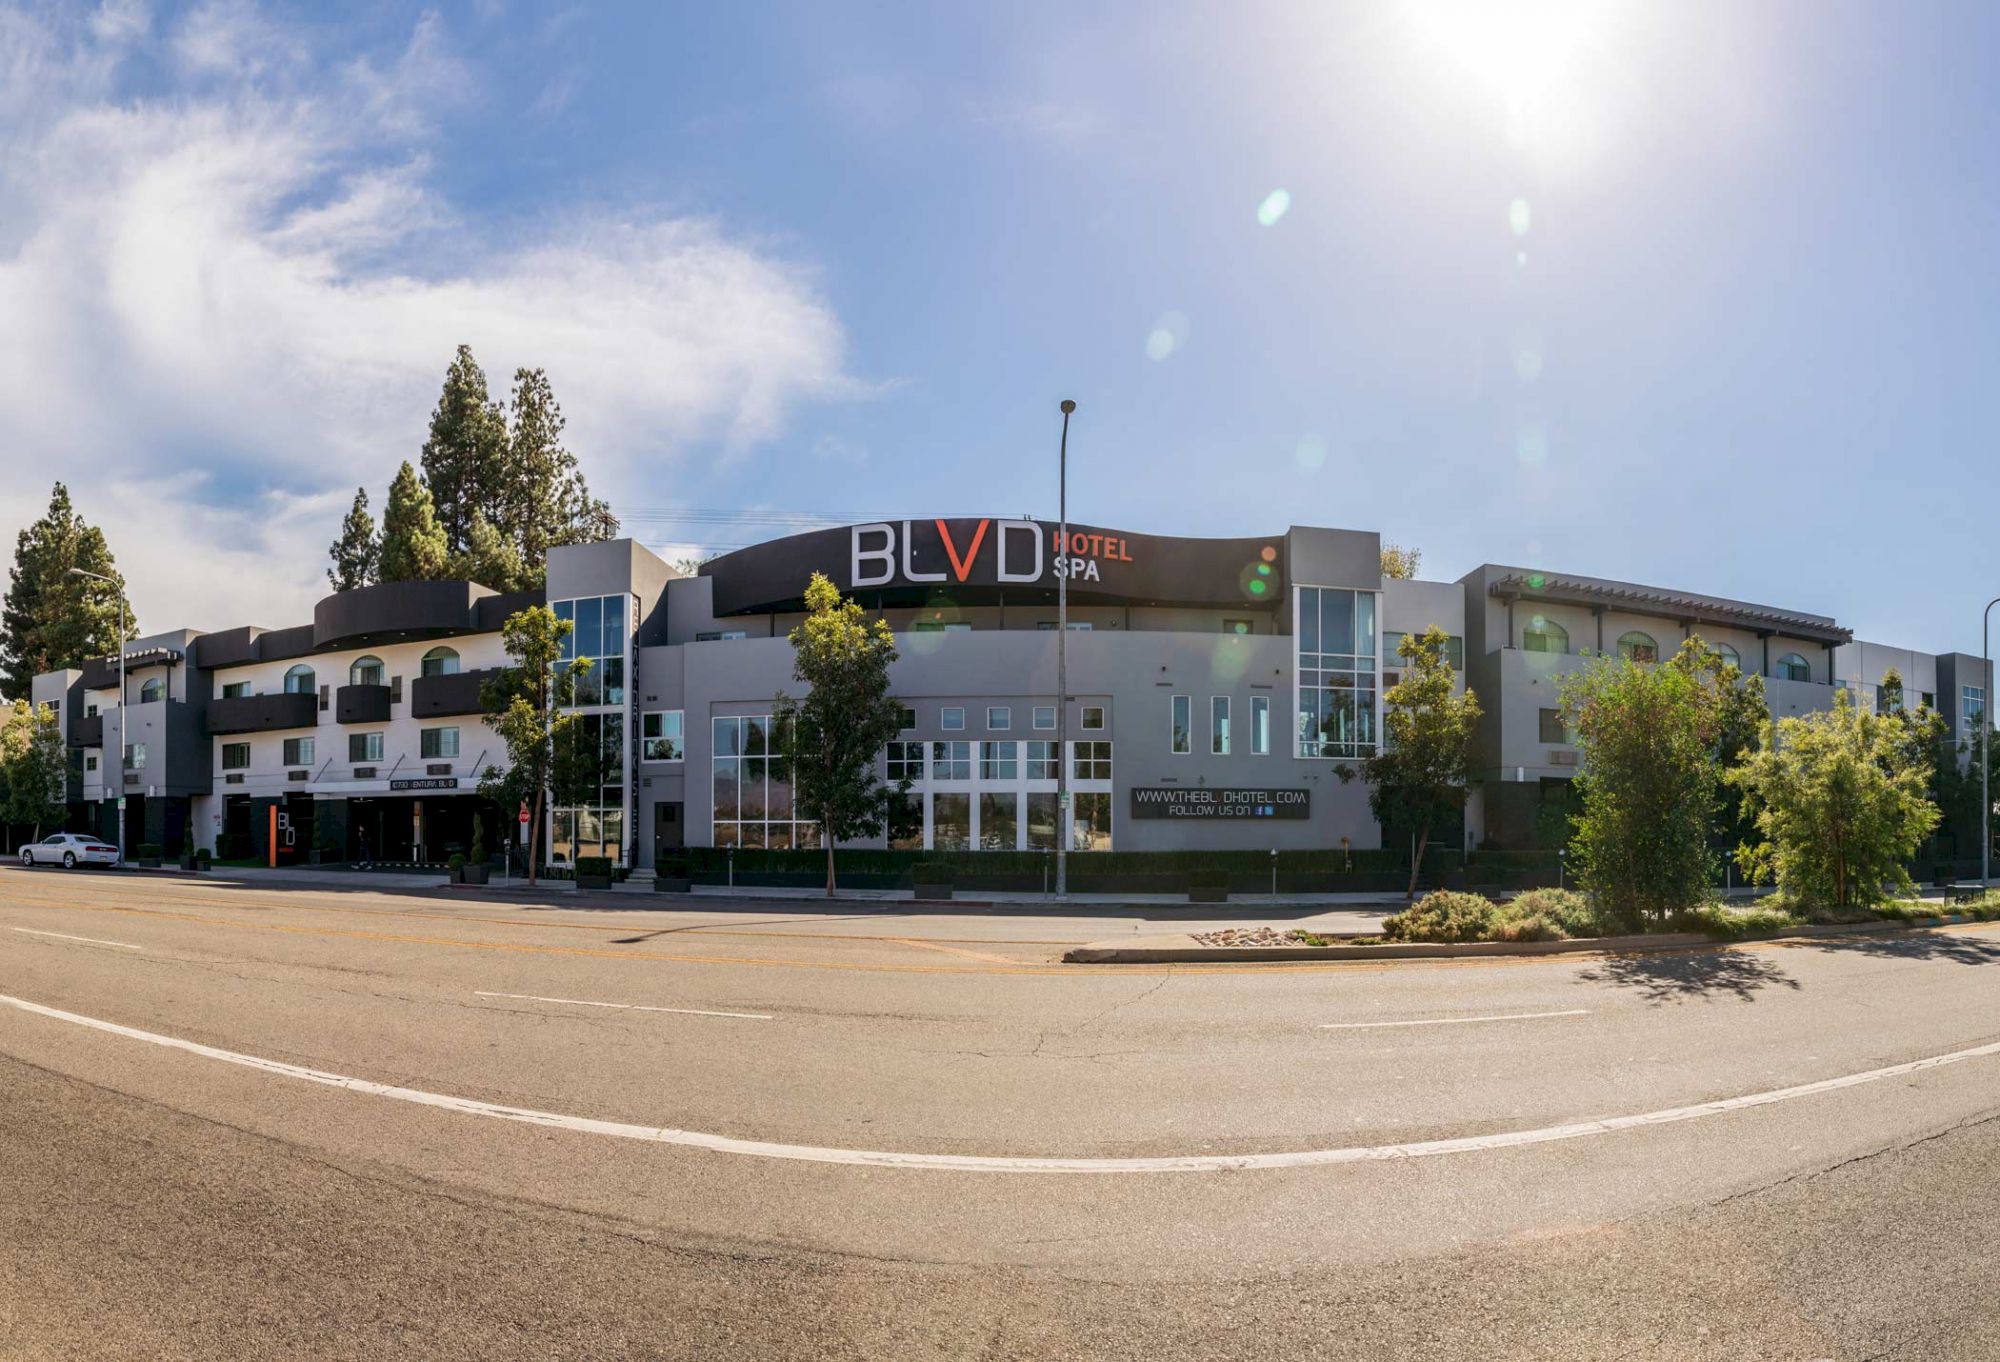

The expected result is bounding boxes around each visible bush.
[573,856,614,878]
[1487,905,1568,943]
[1506,887,1611,938]
[447,853,467,872]
[469,815,486,865]
[657,856,689,878]
[136,842,162,859]
[194,847,212,866]
[1188,867,1231,889]
[1382,891,1495,943]
[1670,901,1803,940]
[910,860,957,884]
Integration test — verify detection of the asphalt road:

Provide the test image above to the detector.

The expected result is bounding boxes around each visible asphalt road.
[5,865,2000,1359]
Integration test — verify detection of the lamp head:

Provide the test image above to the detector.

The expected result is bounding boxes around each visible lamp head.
[1059,399,1076,415]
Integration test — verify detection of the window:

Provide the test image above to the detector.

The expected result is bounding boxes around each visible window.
[284,664,315,694]
[1037,621,1092,631]
[1211,696,1231,755]
[1224,619,1253,636]
[1251,695,1270,755]
[1296,586,1378,758]
[85,702,98,718]
[940,707,966,731]
[1776,653,1812,683]
[709,715,816,854]
[554,595,632,864]
[1025,740,1058,780]
[986,706,1011,731]
[1032,705,1056,730]
[694,630,749,642]
[898,706,917,731]
[124,742,145,769]
[221,743,250,770]
[1170,695,1191,754]
[980,741,1017,780]
[1712,643,1742,669]
[1073,741,1112,781]
[1966,686,1988,735]
[980,792,1018,850]
[1617,632,1658,664]
[641,711,684,761]
[1071,792,1112,850]
[420,727,460,759]
[349,655,385,687]
[348,733,384,763]
[85,754,97,773]
[420,646,460,677]
[139,677,164,703]
[283,737,314,766]
[1539,708,1570,744]
[911,621,972,633]
[222,681,250,699]
[1522,619,1569,655]
[1026,792,1059,850]
[930,741,971,780]
[1922,691,1936,711]
[1081,705,1106,731]
[1384,631,1465,670]
[931,794,971,850]
[885,741,925,782]
[888,793,924,850]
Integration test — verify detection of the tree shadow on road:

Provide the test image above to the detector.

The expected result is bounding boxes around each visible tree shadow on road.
[1576,948,1802,1003]
[1782,929,2000,968]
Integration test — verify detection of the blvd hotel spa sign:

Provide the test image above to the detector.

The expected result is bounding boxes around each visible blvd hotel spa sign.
[1128,787,1310,820]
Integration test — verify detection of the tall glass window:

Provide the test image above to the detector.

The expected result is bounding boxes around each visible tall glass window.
[1966,685,1987,736]
[1170,695,1191,754]
[1295,586,1378,758]
[1250,695,1270,756]
[552,594,631,865]
[710,714,820,851]
[1211,696,1230,755]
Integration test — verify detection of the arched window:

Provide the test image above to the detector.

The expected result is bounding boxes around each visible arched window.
[349,655,385,687]
[420,646,460,678]
[1711,643,1741,669]
[1617,631,1659,664]
[284,664,315,694]
[1775,652,1811,682]
[138,678,163,703]
[1522,618,1570,655]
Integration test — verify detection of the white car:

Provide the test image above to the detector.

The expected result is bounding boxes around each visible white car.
[19,833,120,869]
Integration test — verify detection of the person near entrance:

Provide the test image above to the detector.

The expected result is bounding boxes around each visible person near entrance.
[356,827,373,871]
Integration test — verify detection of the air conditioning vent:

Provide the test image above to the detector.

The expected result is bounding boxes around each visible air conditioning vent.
[1549,750,1578,767]
[287,769,309,782]
[426,763,452,776]
[354,766,376,778]
[225,773,245,785]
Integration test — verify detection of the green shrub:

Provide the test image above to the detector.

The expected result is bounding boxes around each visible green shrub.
[1188,867,1231,889]
[469,815,486,864]
[1506,887,1610,937]
[1382,891,1495,943]
[657,856,689,878]
[573,856,614,878]
[1670,901,1803,939]
[1488,908,1568,943]
[910,860,957,884]
[447,853,467,872]
[193,847,212,866]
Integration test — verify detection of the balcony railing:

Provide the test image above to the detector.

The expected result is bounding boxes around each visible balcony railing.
[207,692,318,735]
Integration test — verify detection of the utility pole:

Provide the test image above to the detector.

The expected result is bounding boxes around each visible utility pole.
[1055,399,1076,900]
[69,567,125,866]
[1984,597,1999,888]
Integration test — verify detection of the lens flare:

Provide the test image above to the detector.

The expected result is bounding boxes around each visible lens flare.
[1294,436,1327,472]
[1257,189,1292,226]
[1516,425,1549,466]
[1145,310,1191,362]
[1509,197,1532,236]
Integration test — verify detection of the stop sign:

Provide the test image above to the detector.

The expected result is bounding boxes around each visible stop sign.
[518,802,529,825]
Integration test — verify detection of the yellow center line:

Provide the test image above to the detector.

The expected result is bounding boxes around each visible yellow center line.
[887,937,1026,964]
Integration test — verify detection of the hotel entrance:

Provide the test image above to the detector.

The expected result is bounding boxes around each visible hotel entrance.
[346,790,502,866]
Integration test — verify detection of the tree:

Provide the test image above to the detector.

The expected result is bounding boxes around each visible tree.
[494,367,618,586]
[1380,543,1422,580]
[478,606,595,886]
[1,483,136,700]
[1365,626,1482,900]
[377,461,450,583]
[1,700,68,842]
[775,572,909,896]
[447,511,529,592]
[1696,636,1769,857]
[1559,639,1738,925]
[1727,688,1941,908]
[419,344,512,555]
[326,487,379,591]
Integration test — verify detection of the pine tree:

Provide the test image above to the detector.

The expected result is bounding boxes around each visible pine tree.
[419,345,511,554]
[1,483,136,700]
[497,367,618,587]
[377,461,450,583]
[447,511,528,593]
[326,487,380,591]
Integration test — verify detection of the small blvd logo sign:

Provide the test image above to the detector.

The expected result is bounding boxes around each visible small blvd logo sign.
[850,519,1137,588]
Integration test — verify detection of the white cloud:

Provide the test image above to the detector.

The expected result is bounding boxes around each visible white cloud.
[0,2,859,633]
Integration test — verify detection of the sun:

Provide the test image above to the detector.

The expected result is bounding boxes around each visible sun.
[1403,0,1626,165]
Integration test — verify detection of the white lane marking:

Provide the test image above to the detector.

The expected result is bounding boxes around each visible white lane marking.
[1318,1009,1589,1031]
[3,991,1996,1176]
[473,991,772,1021]
[11,927,143,951]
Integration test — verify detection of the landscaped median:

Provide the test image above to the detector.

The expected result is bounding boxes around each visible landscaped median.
[1063,887,2000,963]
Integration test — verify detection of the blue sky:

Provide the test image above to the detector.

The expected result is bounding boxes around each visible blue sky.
[4,1,1997,650]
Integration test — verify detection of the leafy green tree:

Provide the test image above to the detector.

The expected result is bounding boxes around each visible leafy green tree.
[1365,625,1482,900]
[326,487,379,591]
[377,461,450,583]
[1691,636,1769,856]
[478,606,594,885]
[775,572,909,896]
[1727,688,1941,908]
[1,483,136,700]
[1559,639,1738,925]
[1,700,68,841]
[420,344,512,555]
[495,367,618,586]
[446,511,529,592]
[1379,543,1422,580]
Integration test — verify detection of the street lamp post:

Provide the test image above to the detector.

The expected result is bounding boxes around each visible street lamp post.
[1055,398,1076,901]
[1983,596,2000,889]
[69,567,125,866]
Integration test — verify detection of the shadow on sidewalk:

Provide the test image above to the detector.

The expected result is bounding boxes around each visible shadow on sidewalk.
[1577,949,1801,1003]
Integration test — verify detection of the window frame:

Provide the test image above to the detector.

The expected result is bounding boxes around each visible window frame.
[220,742,251,771]
[1031,705,1056,731]
[348,732,384,763]
[1211,695,1231,755]
[420,646,461,678]
[1170,695,1191,755]
[641,710,685,762]
[1776,652,1812,683]
[283,664,316,695]
[349,655,386,687]
[1616,632,1659,664]
[282,736,315,767]
[1080,705,1106,731]
[940,707,966,731]
[1250,695,1270,755]
[420,726,460,760]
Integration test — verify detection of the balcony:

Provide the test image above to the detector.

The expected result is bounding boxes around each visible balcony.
[72,712,104,746]
[336,684,392,724]
[411,668,497,719]
[207,692,318,735]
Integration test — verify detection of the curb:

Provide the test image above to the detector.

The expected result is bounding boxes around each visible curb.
[1062,915,1986,963]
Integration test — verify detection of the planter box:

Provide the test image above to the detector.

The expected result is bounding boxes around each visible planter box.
[449,866,465,884]
[1188,886,1229,903]
[576,874,614,891]
[462,864,490,886]
[654,876,692,893]
[137,857,161,869]
[913,883,954,901]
